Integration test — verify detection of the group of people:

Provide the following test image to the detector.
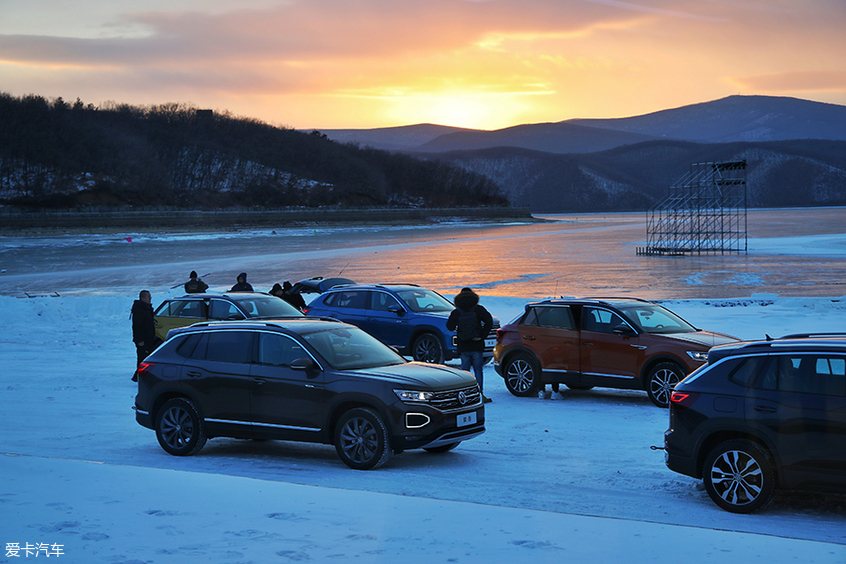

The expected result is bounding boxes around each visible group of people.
[183,271,304,309]
[132,272,495,402]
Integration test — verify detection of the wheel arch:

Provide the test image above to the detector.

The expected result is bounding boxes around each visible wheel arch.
[639,355,688,390]
[150,390,202,426]
[328,400,393,447]
[694,429,783,486]
[498,345,539,373]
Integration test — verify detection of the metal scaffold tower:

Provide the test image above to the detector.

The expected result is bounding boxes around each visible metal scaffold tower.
[637,160,747,256]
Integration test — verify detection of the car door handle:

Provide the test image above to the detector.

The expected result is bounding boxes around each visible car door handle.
[523,335,536,341]
[583,342,593,346]
[630,344,647,350]
[186,371,202,378]
[251,378,266,385]
[753,406,777,413]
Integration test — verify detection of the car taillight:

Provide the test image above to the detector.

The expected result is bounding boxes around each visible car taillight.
[670,391,699,406]
[301,307,310,315]
[135,362,154,377]
[496,328,506,341]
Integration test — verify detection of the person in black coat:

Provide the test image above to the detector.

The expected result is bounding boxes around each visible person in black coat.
[446,287,494,402]
[131,290,158,367]
[230,272,254,292]
[184,270,208,294]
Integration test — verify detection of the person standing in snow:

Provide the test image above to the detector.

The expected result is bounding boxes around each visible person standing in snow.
[131,290,158,367]
[447,287,494,403]
[229,272,253,292]
[184,270,208,294]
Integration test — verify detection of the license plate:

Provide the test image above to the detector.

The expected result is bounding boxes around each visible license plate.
[484,338,496,348]
[457,411,477,427]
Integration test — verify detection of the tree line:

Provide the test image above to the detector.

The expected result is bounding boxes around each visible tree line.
[0,92,509,209]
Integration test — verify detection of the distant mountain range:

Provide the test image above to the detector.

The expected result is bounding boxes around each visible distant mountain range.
[321,96,846,153]
[319,96,846,211]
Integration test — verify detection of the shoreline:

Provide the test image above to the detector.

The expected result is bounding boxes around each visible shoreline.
[0,206,537,234]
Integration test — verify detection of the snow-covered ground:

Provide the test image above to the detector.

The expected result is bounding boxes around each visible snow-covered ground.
[2,289,846,563]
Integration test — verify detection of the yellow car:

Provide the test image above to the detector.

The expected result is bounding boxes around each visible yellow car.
[153,293,302,341]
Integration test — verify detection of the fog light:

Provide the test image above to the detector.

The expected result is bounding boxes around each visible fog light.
[406,413,431,429]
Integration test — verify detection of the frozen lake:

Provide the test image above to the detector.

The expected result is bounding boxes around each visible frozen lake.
[1,207,845,299]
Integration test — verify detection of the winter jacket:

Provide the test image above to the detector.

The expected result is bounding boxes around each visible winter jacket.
[184,278,208,294]
[446,288,493,353]
[230,272,254,292]
[131,300,156,346]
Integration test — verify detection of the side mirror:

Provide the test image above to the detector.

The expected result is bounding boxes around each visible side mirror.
[612,324,636,337]
[387,305,405,316]
[291,357,320,378]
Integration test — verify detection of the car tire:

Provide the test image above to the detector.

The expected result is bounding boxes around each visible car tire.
[703,439,776,514]
[334,408,392,470]
[412,333,445,364]
[155,398,207,456]
[503,353,542,397]
[423,442,461,453]
[646,362,684,408]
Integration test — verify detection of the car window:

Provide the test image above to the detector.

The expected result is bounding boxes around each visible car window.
[332,291,369,310]
[204,331,253,364]
[759,354,846,396]
[233,296,302,317]
[395,289,454,313]
[522,306,574,329]
[727,356,767,387]
[582,307,628,334]
[301,326,405,370]
[160,300,205,318]
[370,291,402,312]
[257,333,308,366]
[615,304,696,334]
[175,333,202,358]
[209,299,241,320]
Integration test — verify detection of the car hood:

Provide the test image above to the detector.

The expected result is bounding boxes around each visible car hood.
[654,330,739,348]
[347,362,476,389]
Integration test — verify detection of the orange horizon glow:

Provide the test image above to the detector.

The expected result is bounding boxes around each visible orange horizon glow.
[1,0,844,130]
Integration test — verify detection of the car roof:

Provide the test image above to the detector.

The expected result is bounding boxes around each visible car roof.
[171,317,346,335]
[707,334,846,362]
[323,283,428,291]
[167,292,274,300]
[526,297,654,307]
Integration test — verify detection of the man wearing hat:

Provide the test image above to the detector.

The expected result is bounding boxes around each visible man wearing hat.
[184,271,208,294]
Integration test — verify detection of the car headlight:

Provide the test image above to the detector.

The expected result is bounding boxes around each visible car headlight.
[394,389,435,403]
[686,350,709,362]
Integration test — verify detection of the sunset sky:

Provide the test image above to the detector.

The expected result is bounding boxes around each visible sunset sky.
[1,0,844,130]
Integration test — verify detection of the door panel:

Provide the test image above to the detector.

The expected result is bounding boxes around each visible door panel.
[249,333,329,437]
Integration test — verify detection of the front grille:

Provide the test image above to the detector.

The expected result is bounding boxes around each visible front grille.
[430,384,481,412]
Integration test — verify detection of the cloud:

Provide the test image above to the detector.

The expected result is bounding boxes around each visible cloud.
[733,71,846,93]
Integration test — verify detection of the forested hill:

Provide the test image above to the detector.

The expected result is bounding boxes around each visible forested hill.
[0,93,508,209]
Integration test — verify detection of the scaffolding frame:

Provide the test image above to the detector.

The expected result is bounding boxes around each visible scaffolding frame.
[638,160,747,256]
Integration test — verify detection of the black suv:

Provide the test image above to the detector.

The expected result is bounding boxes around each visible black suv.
[664,334,846,512]
[134,318,485,469]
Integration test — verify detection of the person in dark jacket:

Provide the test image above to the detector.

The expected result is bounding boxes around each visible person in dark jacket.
[281,280,307,311]
[230,272,253,292]
[184,270,208,294]
[131,290,158,368]
[447,287,494,403]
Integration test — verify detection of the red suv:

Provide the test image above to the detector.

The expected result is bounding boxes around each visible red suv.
[493,298,738,407]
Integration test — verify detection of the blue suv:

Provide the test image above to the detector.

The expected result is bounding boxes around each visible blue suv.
[304,284,499,364]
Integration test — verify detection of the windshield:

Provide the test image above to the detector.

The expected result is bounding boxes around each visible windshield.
[396,288,454,313]
[615,303,696,334]
[301,326,406,370]
[233,296,303,317]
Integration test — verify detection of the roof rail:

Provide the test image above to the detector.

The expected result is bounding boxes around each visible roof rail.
[778,332,846,340]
